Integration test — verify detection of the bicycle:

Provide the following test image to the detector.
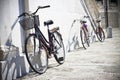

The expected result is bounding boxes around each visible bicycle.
[18,5,65,74]
[71,16,90,49]
[95,17,105,42]
[80,16,90,49]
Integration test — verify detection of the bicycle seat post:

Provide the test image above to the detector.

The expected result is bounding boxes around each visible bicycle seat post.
[44,20,54,45]
[44,20,54,35]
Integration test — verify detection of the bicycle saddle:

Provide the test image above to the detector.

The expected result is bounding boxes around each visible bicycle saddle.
[44,20,53,26]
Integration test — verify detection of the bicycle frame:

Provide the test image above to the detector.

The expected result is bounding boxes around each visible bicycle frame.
[95,20,102,32]
[18,5,65,74]
[34,26,51,52]
[81,21,89,37]
[34,25,60,56]
[18,5,62,57]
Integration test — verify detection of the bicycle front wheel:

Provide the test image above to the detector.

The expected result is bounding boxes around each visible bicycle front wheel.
[25,34,48,74]
[52,32,65,64]
[80,29,89,49]
[96,27,105,42]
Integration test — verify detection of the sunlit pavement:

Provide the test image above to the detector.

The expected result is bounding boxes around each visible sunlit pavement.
[16,28,120,80]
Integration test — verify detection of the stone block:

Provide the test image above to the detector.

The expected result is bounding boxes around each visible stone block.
[0,46,10,61]
[0,61,7,80]
[107,26,112,38]
[0,47,4,61]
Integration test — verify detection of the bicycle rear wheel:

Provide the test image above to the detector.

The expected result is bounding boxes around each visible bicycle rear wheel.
[96,27,105,42]
[80,29,89,49]
[25,34,48,74]
[52,32,65,64]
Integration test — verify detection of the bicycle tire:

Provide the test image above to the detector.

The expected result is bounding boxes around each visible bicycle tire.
[96,27,105,42]
[25,34,48,74]
[80,29,89,49]
[52,31,65,64]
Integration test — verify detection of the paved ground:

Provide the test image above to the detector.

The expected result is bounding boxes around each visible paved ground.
[16,28,120,80]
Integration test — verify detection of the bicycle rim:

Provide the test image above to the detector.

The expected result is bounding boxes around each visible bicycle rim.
[96,27,105,42]
[53,32,65,64]
[25,34,48,74]
[80,29,89,49]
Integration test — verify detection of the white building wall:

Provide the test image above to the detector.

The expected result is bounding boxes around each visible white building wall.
[29,0,91,51]
[0,0,92,53]
[0,0,28,80]
[0,0,93,79]
[0,0,23,51]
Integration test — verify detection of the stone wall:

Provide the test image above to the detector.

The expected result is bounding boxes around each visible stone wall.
[0,46,28,80]
[84,0,99,18]
[85,0,119,28]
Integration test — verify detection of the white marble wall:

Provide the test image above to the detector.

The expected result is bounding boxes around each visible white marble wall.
[0,0,23,52]
[0,0,93,52]
[29,0,92,51]
[0,0,94,79]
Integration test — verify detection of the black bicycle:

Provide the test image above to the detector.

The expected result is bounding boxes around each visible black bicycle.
[18,5,65,74]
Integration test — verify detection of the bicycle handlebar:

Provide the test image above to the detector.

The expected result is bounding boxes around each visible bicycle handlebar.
[38,5,50,9]
[33,5,50,15]
[18,5,50,18]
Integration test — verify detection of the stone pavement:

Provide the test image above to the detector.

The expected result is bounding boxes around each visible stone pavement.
[16,28,120,80]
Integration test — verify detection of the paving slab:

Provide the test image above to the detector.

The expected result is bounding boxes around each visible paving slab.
[16,28,120,80]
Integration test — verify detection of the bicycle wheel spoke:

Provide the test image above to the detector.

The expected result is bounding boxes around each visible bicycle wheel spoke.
[52,32,65,64]
[80,29,89,49]
[96,27,105,42]
[25,34,48,74]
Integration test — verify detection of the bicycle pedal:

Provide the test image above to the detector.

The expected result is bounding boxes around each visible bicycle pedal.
[58,57,64,61]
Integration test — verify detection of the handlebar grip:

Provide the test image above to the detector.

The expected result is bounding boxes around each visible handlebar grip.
[32,5,50,15]
[38,5,50,9]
